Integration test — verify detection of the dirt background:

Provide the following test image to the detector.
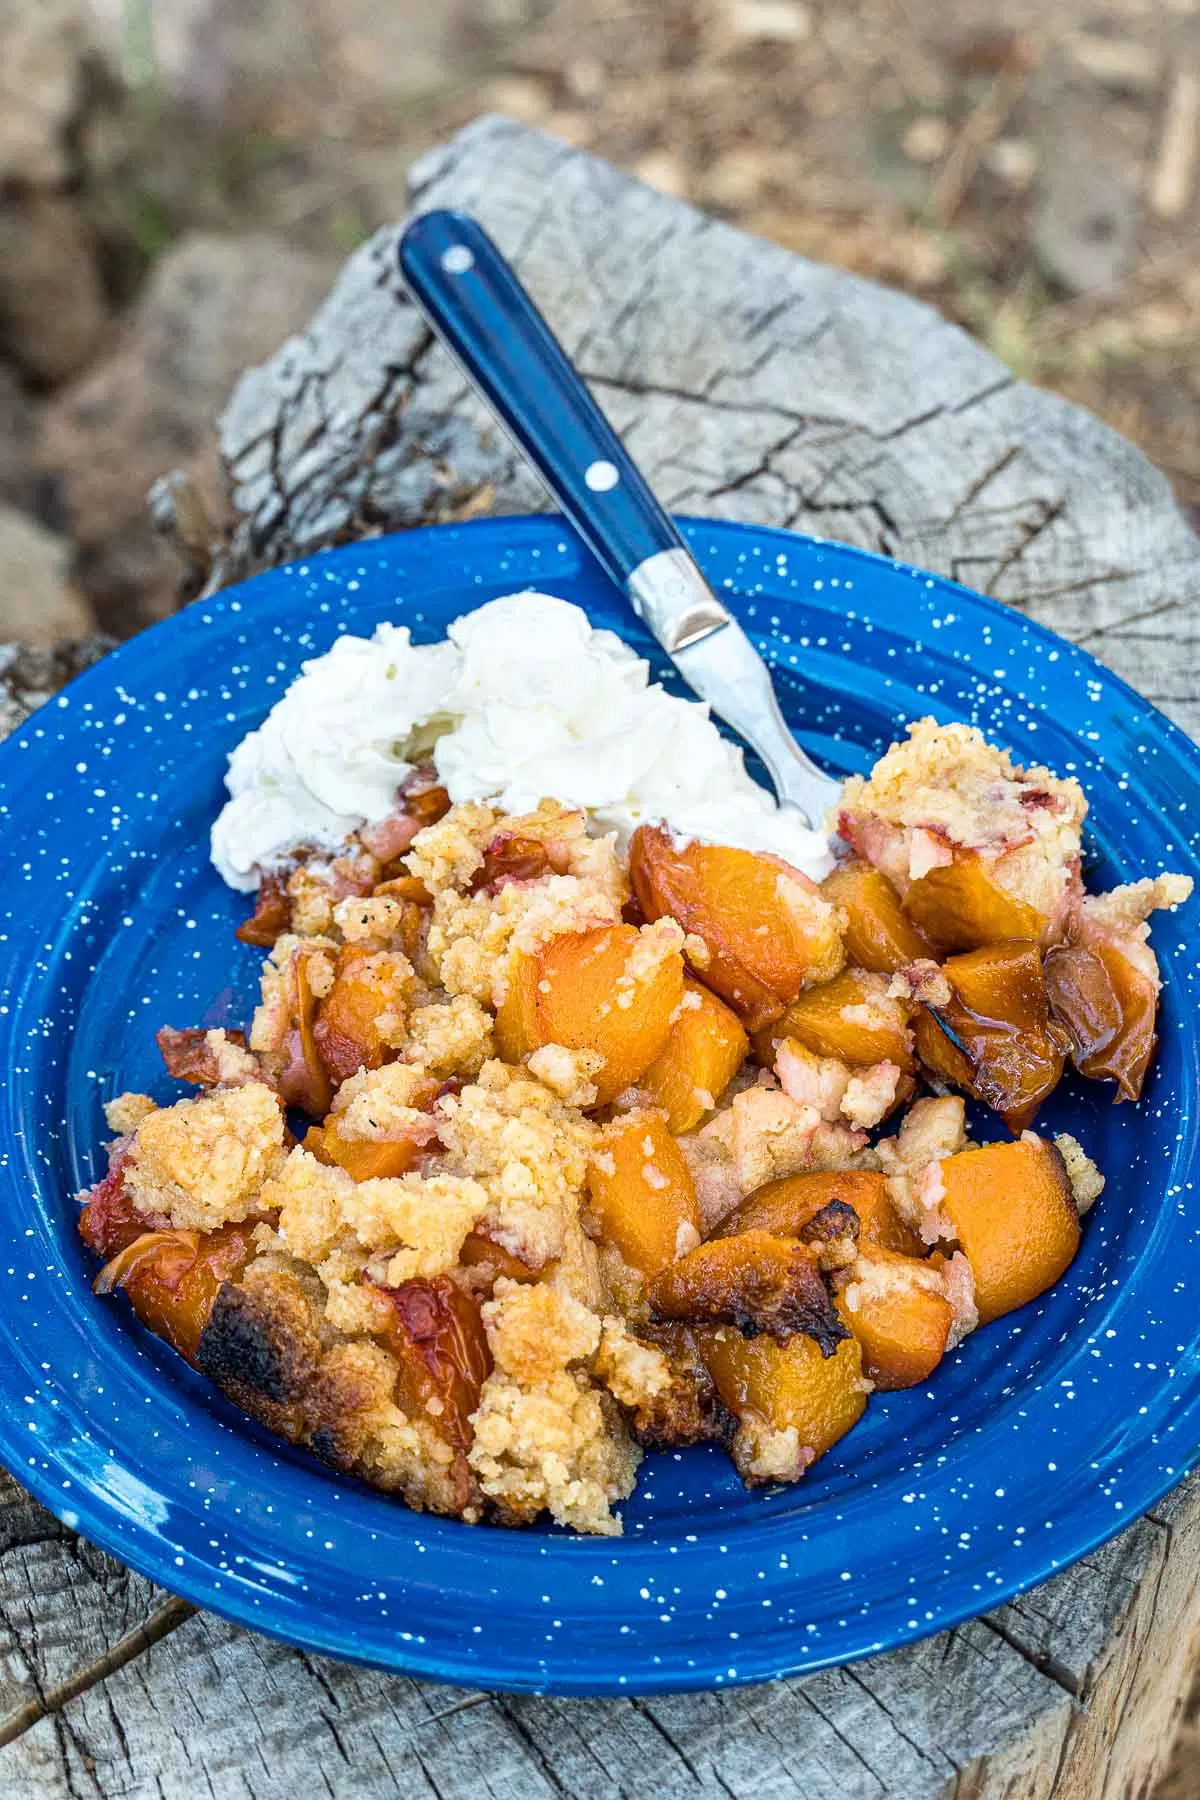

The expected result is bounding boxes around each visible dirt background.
[1,0,1198,1784]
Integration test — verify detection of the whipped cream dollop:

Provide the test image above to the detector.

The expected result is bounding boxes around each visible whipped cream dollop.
[210,592,835,890]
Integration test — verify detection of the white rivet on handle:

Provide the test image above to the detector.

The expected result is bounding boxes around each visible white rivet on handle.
[585,460,620,492]
[441,245,474,274]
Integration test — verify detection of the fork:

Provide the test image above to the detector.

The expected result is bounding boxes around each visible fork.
[397,207,842,835]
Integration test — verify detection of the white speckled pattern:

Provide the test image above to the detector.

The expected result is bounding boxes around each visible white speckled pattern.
[0,515,1196,1695]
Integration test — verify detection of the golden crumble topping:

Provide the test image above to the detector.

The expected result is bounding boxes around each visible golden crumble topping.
[840,717,1087,925]
[682,1078,869,1231]
[332,893,408,945]
[259,1149,349,1264]
[875,1096,968,1245]
[124,1083,286,1231]
[83,732,1182,1535]
[345,1173,489,1284]
[104,1091,158,1135]
[525,1043,603,1107]
[1072,873,1193,984]
[1054,1132,1105,1216]
[429,873,622,1008]
[329,1062,434,1139]
[594,1317,673,1409]
[775,1039,902,1130]
[404,994,493,1077]
[262,1145,488,1281]
[403,800,496,894]
[470,1280,638,1535]
[484,1277,602,1384]
[436,1060,597,1271]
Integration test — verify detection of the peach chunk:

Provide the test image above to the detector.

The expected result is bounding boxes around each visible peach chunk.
[637,978,749,1132]
[647,1230,847,1350]
[78,1151,166,1259]
[237,872,291,947]
[903,852,1046,954]
[835,1247,952,1390]
[938,1137,1080,1325]
[630,826,844,1029]
[498,923,684,1105]
[376,1276,492,1460]
[303,1123,421,1182]
[493,949,540,1064]
[95,1223,255,1363]
[701,1328,866,1481]
[1044,940,1157,1102]
[303,1074,440,1182]
[459,1229,545,1285]
[314,945,409,1087]
[914,941,1067,1132]
[716,1168,926,1259]
[821,859,934,973]
[753,968,914,1071]
[588,1110,701,1277]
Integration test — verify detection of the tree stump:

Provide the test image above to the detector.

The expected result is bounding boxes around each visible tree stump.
[2,117,1199,1800]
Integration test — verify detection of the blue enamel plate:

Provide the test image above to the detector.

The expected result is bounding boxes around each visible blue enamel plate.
[1,515,1198,1695]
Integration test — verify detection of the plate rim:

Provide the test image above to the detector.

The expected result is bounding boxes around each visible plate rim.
[0,510,1197,1695]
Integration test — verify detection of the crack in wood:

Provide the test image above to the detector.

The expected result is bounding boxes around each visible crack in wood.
[943,446,1022,525]
[977,1614,1083,1702]
[842,1663,947,1779]
[1076,595,1183,644]
[491,1699,574,1797]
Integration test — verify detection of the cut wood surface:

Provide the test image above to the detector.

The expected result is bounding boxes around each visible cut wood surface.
[2,116,1200,1799]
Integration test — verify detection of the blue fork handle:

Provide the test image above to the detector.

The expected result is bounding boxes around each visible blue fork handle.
[397,210,730,651]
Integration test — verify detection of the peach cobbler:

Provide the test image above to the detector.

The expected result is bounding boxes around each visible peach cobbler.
[79,720,1191,1535]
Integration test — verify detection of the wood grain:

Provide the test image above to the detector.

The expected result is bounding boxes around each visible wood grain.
[2,116,1199,1798]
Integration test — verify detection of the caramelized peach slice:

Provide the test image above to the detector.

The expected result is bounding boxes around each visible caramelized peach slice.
[314,944,409,1087]
[277,947,335,1117]
[820,859,933,973]
[237,872,291,947]
[303,1074,440,1181]
[903,852,1045,953]
[630,826,844,1029]
[303,1123,421,1182]
[716,1167,925,1258]
[78,1151,167,1259]
[372,874,433,908]
[637,978,749,1132]
[701,1328,866,1481]
[914,941,1067,1132]
[835,1247,952,1390]
[359,766,450,869]
[156,1025,259,1088]
[459,1228,545,1285]
[470,831,570,895]
[754,968,915,1070]
[376,1275,492,1456]
[647,1230,847,1350]
[499,923,684,1105]
[588,1110,701,1278]
[95,1223,254,1363]
[938,1137,1080,1325]
[1044,940,1157,1102]
[493,949,540,1064]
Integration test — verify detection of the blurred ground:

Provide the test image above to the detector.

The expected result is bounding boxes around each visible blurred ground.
[0,0,1198,1785]
[0,0,1196,637]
